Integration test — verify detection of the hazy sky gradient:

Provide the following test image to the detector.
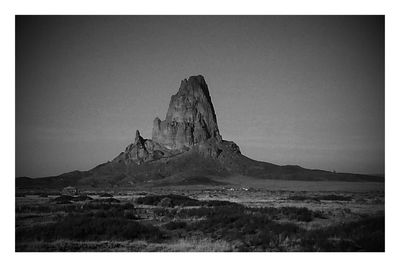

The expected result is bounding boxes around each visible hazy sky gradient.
[16,16,384,177]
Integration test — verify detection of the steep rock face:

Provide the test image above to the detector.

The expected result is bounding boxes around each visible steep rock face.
[152,75,222,150]
[113,75,240,167]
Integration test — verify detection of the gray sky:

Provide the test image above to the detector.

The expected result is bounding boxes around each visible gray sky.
[16,15,384,177]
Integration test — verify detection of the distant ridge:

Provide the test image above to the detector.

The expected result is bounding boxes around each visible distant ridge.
[16,75,383,189]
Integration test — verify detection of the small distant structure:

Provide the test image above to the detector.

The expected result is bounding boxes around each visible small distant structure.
[62,186,78,196]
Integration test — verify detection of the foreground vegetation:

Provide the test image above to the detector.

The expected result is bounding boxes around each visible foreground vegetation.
[16,192,384,252]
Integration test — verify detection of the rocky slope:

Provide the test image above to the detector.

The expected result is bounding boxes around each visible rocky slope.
[16,75,383,189]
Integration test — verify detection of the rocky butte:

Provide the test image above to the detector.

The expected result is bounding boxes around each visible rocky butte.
[115,75,240,166]
[16,75,382,189]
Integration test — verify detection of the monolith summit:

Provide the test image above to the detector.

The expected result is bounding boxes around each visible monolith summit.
[113,75,240,166]
[152,75,222,149]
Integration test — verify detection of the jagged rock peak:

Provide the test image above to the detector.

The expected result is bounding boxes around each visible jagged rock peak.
[134,130,144,144]
[116,129,177,165]
[152,75,222,150]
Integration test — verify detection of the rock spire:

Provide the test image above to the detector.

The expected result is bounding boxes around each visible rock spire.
[152,75,222,150]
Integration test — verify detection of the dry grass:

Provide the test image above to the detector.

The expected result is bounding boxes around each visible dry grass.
[160,238,233,252]
[16,184,384,252]
[16,238,233,252]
